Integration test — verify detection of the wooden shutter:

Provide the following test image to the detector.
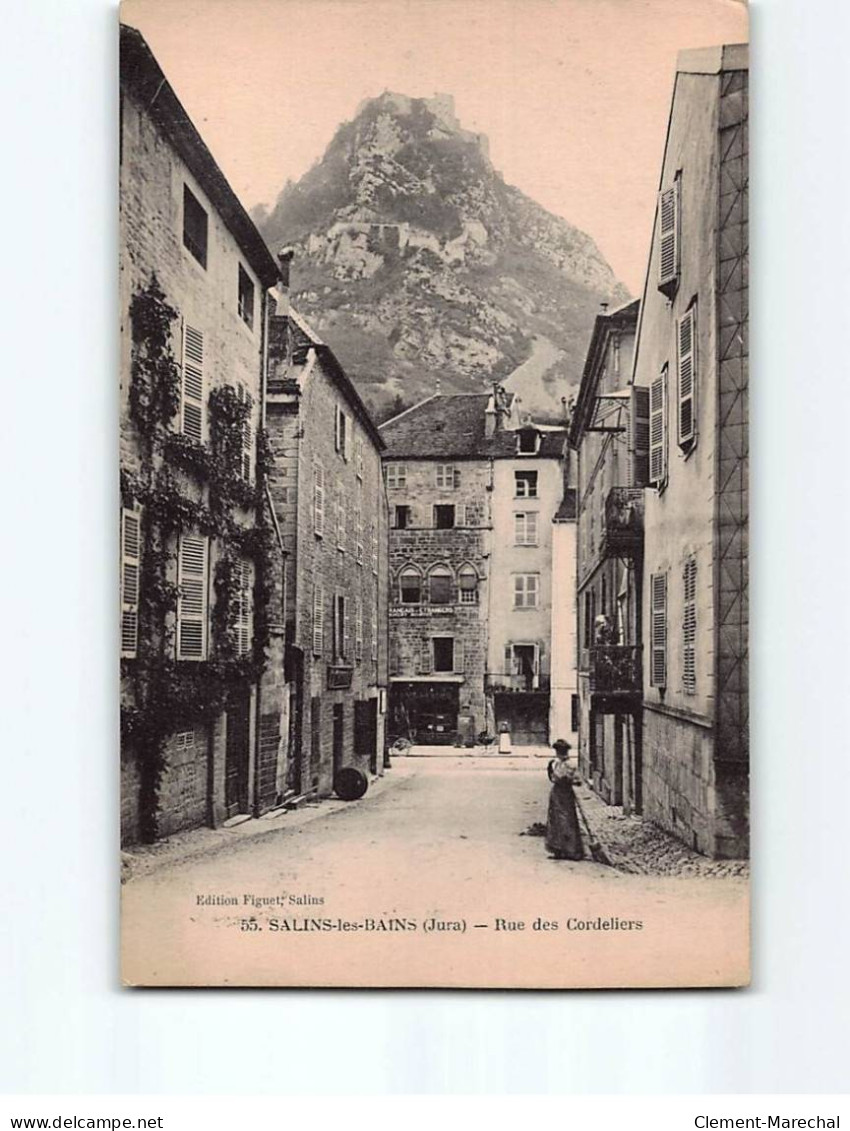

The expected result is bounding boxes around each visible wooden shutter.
[120,507,141,659]
[334,406,341,453]
[336,479,345,549]
[454,640,464,673]
[683,556,697,694]
[181,322,205,442]
[312,582,324,656]
[355,500,364,563]
[650,571,667,687]
[313,462,325,536]
[236,559,253,657]
[355,594,363,660]
[453,467,461,488]
[658,181,679,294]
[177,533,209,660]
[342,596,350,660]
[370,517,378,574]
[241,388,254,481]
[356,435,364,479]
[630,386,650,487]
[417,642,432,674]
[371,592,378,660]
[677,306,697,447]
[649,368,668,488]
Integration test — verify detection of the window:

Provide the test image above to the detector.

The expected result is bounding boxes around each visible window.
[394,505,411,530]
[355,498,364,563]
[658,176,680,297]
[120,507,141,659]
[355,593,363,660]
[683,556,697,694]
[429,566,452,605]
[334,406,350,461]
[435,464,459,489]
[313,462,325,537]
[434,504,455,530]
[334,593,350,661]
[464,502,484,527]
[515,511,539,546]
[458,565,479,604]
[650,571,668,687]
[237,264,254,329]
[432,637,455,673]
[505,643,539,687]
[177,533,209,661]
[234,558,253,657]
[182,184,208,268]
[370,591,378,661]
[370,517,378,574]
[355,436,364,479]
[180,322,205,443]
[515,470,538,498]
[312,581,324,656]
[399,567,421,604]
[336,480,346,551]
[677,304,697,449]
[517,427,539,454]
[514,574,539,609]
[386,464,406,489]
[649,366,668,488]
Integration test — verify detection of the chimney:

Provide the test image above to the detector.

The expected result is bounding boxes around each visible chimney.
[485,382,509,438]
[276,246,295,372]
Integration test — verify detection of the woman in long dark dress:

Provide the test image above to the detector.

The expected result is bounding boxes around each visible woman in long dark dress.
[545,739,584,861]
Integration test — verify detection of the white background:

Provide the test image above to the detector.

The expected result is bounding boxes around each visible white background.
[1,0,848,1097]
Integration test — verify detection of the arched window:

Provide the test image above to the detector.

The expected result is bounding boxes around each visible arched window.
[458,564,479,604]
[398,566,422,605]
[428,565,453,605]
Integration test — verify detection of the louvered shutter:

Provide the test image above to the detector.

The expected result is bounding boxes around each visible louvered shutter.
[453,467,461,488]
[355,435,364,478]
[658,181,679,294]
[371,592,378,660]
[334,406,341,453]
[650,572,667,687]
[683,557,697,694]
[181,322,205,442]
[241,388,254,481]
[355,500,364,563]
[649,369,668,488]
[677,307,697,447]
[630,386,650,487]
[177,534,209,660]
[313,462,325,536]
[312,582,324,656]
[236,559,253,657]
[355,595,363,660]
[120,507,141,658]
[454,640,464,673]
[343,596,350,659]
[418,642,432,674]
[370,517,378,573]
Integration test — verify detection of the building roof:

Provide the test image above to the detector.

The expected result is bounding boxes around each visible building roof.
[569,298,640,448]
[380,393,567,460]
[269,306,385,450]
[120,25,279,290]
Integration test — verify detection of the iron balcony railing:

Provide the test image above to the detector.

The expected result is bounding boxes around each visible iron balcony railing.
[588,644,641,694]
[485,673,551,694]
[602,487,644,557]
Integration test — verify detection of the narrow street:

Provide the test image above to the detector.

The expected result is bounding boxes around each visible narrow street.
[122,752,749,989]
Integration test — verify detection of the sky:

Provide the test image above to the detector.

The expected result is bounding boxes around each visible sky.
[121,0,747,294]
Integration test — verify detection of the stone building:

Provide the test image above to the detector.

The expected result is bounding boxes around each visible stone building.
[119,27,285,844]
[570,299,644,811]
[380,390,573,746]
[265,301,389,797]
[633,45,749,857]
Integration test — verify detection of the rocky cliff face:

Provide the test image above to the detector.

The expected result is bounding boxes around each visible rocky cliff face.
[254,92,628,421]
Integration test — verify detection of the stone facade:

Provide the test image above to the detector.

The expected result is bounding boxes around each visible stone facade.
[635,46,749,858]
[119,28,285,845]
[266,310,389,797]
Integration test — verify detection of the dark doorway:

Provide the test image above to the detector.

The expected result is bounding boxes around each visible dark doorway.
[332,703,345,775]
[286,650,304,796]
[355,698,379,774]
[310,696,322,790]
[225,692,251,817]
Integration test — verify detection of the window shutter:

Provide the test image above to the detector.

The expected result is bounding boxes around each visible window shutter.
[453,467,461,488]
[312,582,324,656]
[355,595,363,660]
[342,596,350,660]
[454,640,464,673]
[334,406,341,453]
[236,559,253,657]
[630,386,650,487]
[370,517,378,573]
[417,641,432,674]
[649,369,668,488]
[120,507,141,659]
[177,533,209,661]
[355,500,364,563]
[650,572,667,687]
[313,462,325,536]
[528,574,539,607]
[371,592,378,660]
[504,644,513,676]
[683,556,697,694]
[356,435,364,479]
[658,181,679,294]
[677,306,697,447]
[180,322,205,443]
[241,389,254,481]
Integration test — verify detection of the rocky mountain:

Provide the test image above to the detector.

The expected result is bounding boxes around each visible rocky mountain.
[253,92,629,422]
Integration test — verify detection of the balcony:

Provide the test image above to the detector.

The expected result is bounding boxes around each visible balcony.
[485,673,551,694]
[588,644,641,697]
[602,487,644,558]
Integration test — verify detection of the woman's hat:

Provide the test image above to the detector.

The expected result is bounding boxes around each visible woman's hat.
[552,738,572,752]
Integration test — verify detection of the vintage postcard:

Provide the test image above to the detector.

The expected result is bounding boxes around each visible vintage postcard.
[119,0,749,988]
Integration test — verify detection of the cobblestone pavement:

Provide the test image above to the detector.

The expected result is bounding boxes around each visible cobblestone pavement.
[574,779,750,878]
